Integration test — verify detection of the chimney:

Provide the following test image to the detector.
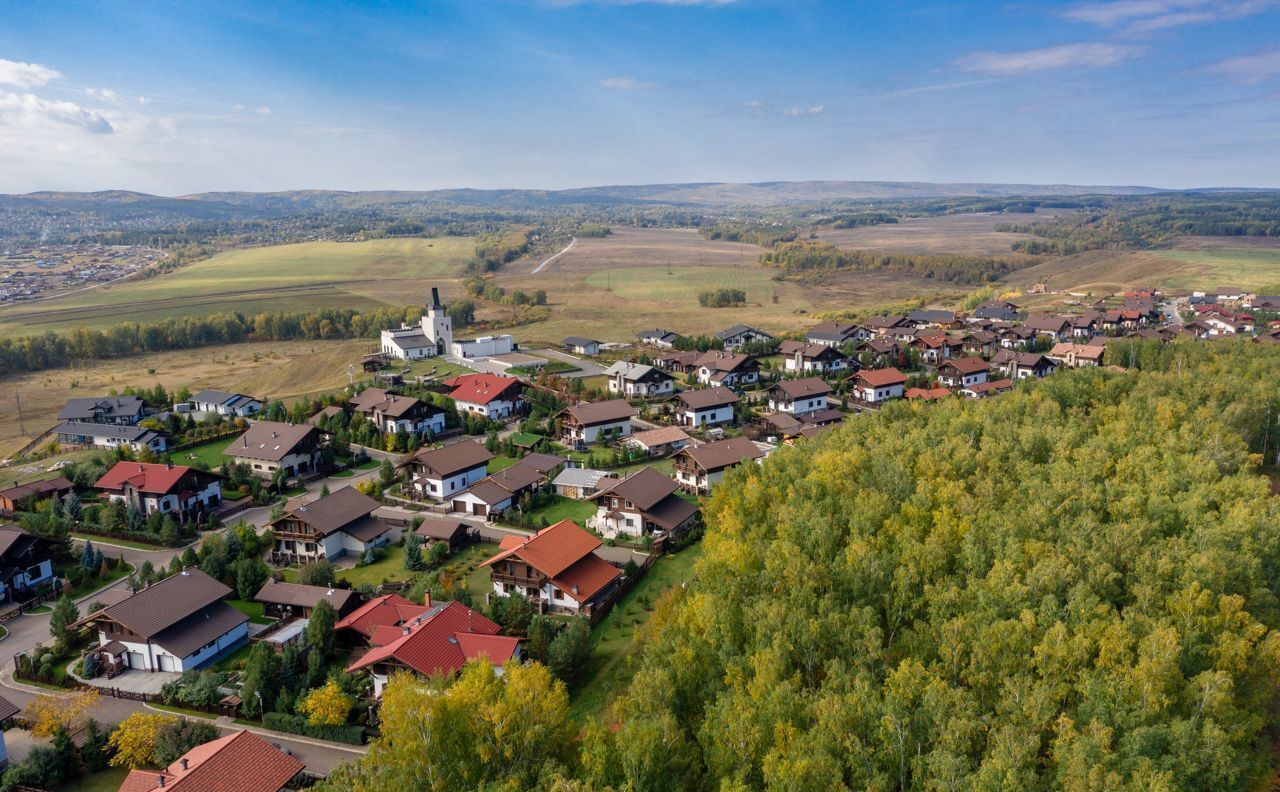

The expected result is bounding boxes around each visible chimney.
[403,626,410,635]
[157,776,165,788]
[180,759,188,771]
[423,591,431,608]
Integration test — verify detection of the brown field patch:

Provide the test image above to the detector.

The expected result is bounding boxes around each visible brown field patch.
[818,212,1055,259]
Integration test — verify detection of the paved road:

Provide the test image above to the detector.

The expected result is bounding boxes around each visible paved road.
[531,237,576,275]
[529,347,607,378]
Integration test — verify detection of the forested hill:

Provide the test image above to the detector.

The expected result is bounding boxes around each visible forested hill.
[318,339,1280,792]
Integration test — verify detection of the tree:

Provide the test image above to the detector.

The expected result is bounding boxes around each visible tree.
[240,643,283,717]
[108,712,177,768]
[79,718,110,772]
[297,679,354,726]
[234,557,268,600]
[379,458,396,487]
[154,718,219,766]
[546,617,591,683]
[307,599,338,659]
[295,559,336,588]
[403,533,424,572]
[490,592,533,635]
[525,615,557,664]
[48,595,78,646]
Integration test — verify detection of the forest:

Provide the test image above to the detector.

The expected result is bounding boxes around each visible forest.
[759,240,1029,285]
[316,339,1280,791]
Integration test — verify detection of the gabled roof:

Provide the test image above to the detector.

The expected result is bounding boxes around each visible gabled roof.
[335,593,431,638]
[481,519,603,578]
[715,324,773,341]
[778,340,846,360]
[563,399,637,426]
[54,423,162,443]
[1023,315,1072,333]
[603,361,673,382]
[939,357,990,375]
[0,477,73,503]
[446,373,524,406]
[95,462,205,495]
[79,568,232,640]
[406,440,494,478]
[307,405,344,426]
[253,579,354,612]
[592,467,679,511]
[513,452,566,475]
[693,351,756,373]
[415,515,471,541]
[676,436,764,472]
[275,486,380,537]
[855,367,909,388]
[677,387,739,410]
[228,422,318,462]
[906,387,952,401]
[628,426,692,449]
[120,730,304,792]
[58,396,143,422]
[562,336,599,347]
[346,600,515,679]
[637,328,680,343]
[192,389,258,408]
[906,309,957,324]
[771,377,832,399]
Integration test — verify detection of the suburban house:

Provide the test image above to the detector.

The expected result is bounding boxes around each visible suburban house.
[414,514,473,552]
[672,436,767,494]
[226,422,323,479]
[625,426,693,457]
[1070,313,1102,338]
[53,423,169,453]
[450,463,545,518]
[910,332,962,365]
[346,596,519,696]
[604,361,676,398]
[969,300,1021,322]
[481,519,622,620]
[993,350,1059,379]
[767,377,832,415]
[0,695,18,769]
[715,324,774,350]
[865,314,911,337]
[558,400,637,448]
[998,326,1038,349]
[936,357,991,389]
[0,524,54,604]
[350,388,446,435]
[588,467,700,540]
[676,386,738,427]
[906,309,961,329]
[960,330,998,358]
[637,328,681,348]
[694,351,760,388]
[190,389,261,417]
[58,396,144,425]
[562,336,601,356]
[403,440,493,501]
[778,340,851,376]
[446,373,525,419]
[653,350,702,374]
[851,367,909,403]
[269,487,397,565]
[253,578,357,620]
[961,378,1015,399]
[1024,315,1073,342]
[95,462,222,522]
[553,468,615,500]
[334,592,430,648]
[855,337,902,367]
[1047,343,1106,368]
[0,477,72,516]
[78,568,248,673]
[757,408,843,441]
[807,321,868,347]
[119,730,304,792]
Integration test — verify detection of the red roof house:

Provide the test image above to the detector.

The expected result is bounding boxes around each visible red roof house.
[118,730,303,792]
[480,520,622,620]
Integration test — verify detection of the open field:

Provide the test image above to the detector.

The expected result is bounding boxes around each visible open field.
[497,226,941,343]
[0,338,366,458]
[818,211,1054,259]
[0,237,475,338]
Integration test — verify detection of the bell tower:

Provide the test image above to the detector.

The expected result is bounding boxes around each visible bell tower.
[422,287,453,356]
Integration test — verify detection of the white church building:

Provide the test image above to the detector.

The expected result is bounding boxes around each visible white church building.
[381,288,515,361]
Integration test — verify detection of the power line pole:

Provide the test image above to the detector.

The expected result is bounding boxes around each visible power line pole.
[15,392,24,436]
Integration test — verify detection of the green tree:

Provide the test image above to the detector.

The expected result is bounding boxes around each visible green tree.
[234,557,268,600]
[306,599,338,660]
[239,643,283,718]
[48,596,78,646]
[546,617,591,683]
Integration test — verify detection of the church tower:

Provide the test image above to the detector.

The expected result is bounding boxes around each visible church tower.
[422,287,453,356]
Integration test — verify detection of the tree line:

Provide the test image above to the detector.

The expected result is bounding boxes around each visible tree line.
[759,240,1030,284]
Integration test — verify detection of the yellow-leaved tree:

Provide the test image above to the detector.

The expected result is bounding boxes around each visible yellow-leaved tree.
[297,679,353,726]
[108,712,178,768]
[25,690,99,738]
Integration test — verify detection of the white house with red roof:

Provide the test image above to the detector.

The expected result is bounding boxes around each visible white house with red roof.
[119,730,303,792]
[95,462,222,521]
[343,595,519,696]
[480,520,621,620]
[445,373,525,419]
[850,367,909,403]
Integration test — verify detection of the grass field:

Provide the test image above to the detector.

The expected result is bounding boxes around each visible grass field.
[0,237,475,338]
[55,767,131,792]
[176,436,238,468]
[0,338,365,458]
[818,211,1054,259]
[570,543,703,721]
[227,598,273,624]
[523,495,596,526]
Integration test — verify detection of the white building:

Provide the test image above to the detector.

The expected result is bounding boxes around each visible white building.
[380,287,454,360]
[54,423,168,454]
[404,440,494,501]
[190,390,261,417]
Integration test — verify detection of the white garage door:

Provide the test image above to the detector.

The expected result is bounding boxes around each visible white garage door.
[158,654,177,672]
[128,651,145,669]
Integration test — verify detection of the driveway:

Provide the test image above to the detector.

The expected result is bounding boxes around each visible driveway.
[526,348,606,378]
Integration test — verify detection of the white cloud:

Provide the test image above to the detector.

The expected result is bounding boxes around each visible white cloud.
[1205,48,1280,83]
[783,104,825,118]
[598,76,657,90]
[955,43,1142,75]
[1062,0,1278,32]
[85,87,118,101]
[0,92,114,134]
[256,105,272,116]
[744,99,761,108]
[878,79,997,98]
[138,96,150,106]
[0,58,61,89]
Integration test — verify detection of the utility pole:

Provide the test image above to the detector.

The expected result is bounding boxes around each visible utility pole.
[15,393,24,436]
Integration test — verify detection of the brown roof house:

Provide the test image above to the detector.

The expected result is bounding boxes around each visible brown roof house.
[588,467,700,540]
[0,524,56,605]
[693,351,760,388]
[414,515,473,552]
[672,436,768,494]
[77,568,248,673]
[767,377,832,415]
[1047,343,1106,368]
[0,477,72,517]
[936,357,990,389]
[676,387,739,428]
[269,486,397,565]
[778,341,852,376]
[603,361,676,399]
[119,730,303,792]
[226,421,323,480]
[558,400,637,450]
[253,578,357,620]
[449,463,545,519]
[350,387,446,437]
[625,426,693,457]
[481,520,622,621]
[402,440,494,501]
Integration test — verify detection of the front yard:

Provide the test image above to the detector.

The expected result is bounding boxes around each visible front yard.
[335,543,409,588]
[227,598,273,624]
[521,495,596,527]
[173,436,237,468]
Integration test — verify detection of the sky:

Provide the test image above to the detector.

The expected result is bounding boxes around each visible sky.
[0,0,1277,194]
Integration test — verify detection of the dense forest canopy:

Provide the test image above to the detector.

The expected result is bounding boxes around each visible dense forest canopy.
[320,340,1280,791]
[759,240,1031,285]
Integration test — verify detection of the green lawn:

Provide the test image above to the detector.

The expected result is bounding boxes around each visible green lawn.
[488,456,520,473]
[330,469,356,478]
[337,543,410,587]
[570,543,703,722]
[213,641,255,672]
[227,598,274,625]
[354,459,380,471]
[584,265,778,305]
[1155,246,1280,291]
[446,542,500,599]
[56,766,131,792]
[71,532,170,552]
[173,436,238,468]
[509,432,546,448]
[151,702,217,719]
[522,495,596,527]
[62,562,134,599]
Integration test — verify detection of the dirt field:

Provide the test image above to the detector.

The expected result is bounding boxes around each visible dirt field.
[817,212,1055,259]
[0,339,368,458]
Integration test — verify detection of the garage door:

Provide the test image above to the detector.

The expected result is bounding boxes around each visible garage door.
[128,651,145,669]
[452,500,466,513]
[472,503,488,517]
[159,654,177,672]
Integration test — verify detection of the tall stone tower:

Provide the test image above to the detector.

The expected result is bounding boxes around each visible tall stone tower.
[422,287,453,356]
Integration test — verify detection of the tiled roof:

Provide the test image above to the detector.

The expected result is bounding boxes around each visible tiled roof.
[228,422,318,462]
[677,387,739,410]
[939,357,990,375]
[95,462,200,495]
[563,400,637,426]
[275,486,380,538]
[335,593,430,639]
[855,367,908,388]
[627,426,692,448]
[593,467,679,511]
[254,579,354,612]
[771,377,832,399]
[347,600,516,679]
[447,373,523,405]
[677,436,764,471]
[83,568,231,639]
[481,519,602,578]
[406,440,494,478]
[121,730,304,792]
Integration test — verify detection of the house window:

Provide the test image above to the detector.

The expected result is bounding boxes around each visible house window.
[552,589,563,600]
[526,586,539,598]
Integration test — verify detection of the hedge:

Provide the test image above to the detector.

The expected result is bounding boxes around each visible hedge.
[261,712,365,745]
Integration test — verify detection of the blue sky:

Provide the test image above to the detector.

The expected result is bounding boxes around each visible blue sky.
[0,0,1277,193]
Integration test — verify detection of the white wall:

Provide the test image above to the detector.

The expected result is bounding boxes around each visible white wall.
[684,405,734,426]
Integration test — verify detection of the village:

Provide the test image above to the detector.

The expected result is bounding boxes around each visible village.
[0,281,1272,788]
[0,243,163,303]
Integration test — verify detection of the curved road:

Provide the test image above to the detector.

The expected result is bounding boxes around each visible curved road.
[531,237,576,274]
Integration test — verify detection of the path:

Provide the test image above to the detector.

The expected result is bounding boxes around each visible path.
[531,237,576,275]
